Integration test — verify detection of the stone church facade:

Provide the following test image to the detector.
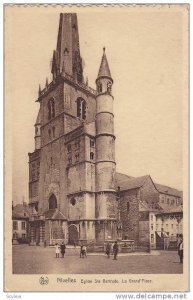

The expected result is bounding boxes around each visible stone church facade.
[28,13,118,246]
[28,13,183,248]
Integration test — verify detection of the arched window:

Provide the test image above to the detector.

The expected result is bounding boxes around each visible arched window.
[48,194,57,209]
[76,97,86,120]
[48,98,55,120]
[90,152,94,160]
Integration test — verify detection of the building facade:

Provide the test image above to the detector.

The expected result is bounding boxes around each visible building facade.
[28,13,183,249]
[115,173,183,249]
[12,203,30,242]
[28,13,118,246]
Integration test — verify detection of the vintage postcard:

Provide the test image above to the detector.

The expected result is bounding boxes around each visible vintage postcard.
[4,4,189,292]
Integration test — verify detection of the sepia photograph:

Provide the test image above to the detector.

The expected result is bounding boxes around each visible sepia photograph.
[4,4,189,292]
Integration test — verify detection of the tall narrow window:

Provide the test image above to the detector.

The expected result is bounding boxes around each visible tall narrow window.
[90,152,94,160]
[48,98,55,120]
[127,202,130,212]
[48,129,51,139]
[75,153,79,162]
[52,127,55,138]
[77,98,81,118]
[13,221,18,230]
[21,221,26,230]
[51,100,55,118]
[77,97,86,120]
[90,139,95,147]
[82,100,86,120]
[67,144,71,153]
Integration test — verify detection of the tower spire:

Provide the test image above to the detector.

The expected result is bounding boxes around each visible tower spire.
[51,13,83,83]
[97,47,112,82]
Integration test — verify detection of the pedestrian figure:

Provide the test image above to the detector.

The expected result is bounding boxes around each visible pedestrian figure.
[73,240,76,249]
[111,242,114,255]
[113,241,118,260]
[80,245,83,258]
[106,242,111,258]
[178,237,183,264]
[60,241,66,258]
[44,240,47,248]
[55,243,60,258]
[82,245,87,258]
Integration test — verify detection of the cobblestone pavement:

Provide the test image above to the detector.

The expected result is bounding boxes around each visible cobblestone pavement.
[12,245,183,274]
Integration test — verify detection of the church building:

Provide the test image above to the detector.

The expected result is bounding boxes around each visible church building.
[28,13,183,249]
[28,13,118,246]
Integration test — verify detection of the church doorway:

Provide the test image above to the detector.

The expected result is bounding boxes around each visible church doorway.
[68,224,79,245]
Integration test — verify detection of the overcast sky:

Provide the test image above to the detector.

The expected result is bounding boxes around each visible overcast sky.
[5,5,187,203]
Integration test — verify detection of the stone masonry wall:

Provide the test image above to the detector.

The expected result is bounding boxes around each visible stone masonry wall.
[120,189,140,242]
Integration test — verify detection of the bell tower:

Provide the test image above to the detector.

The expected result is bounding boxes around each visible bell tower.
[95,48,117,243]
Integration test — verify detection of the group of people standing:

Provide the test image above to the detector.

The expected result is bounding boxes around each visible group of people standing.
[55,242,66,258]
[105,241,119,260]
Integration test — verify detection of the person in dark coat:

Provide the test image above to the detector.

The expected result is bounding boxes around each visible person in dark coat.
[106,242,111,258]
[113,241,118,260]
[60,242,66,258]
[178,237,183,263]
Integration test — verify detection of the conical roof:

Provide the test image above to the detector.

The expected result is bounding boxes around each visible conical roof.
[97,47,112,80]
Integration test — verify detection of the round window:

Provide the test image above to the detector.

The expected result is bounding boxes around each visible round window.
[70,198,76,206]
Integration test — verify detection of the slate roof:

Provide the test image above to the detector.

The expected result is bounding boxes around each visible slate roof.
[97,48,112,79]
[12,203,30,219]
[156,205,183,214]
[12,211,29,220]
[115,172,182,198]
[115,174,149,191]
[155,183,182,198]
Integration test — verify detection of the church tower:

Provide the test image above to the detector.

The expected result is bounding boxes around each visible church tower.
[28,13,118,246]
[95,48,118,244]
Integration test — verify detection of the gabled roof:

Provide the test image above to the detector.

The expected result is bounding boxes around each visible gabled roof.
[155,183,182,198]
[44,209,66,220]
[115,174,149,191]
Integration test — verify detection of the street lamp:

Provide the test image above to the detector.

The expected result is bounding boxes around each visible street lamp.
[116,186,122,240]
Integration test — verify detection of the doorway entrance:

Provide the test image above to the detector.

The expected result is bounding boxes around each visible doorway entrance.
[68,224,79,245]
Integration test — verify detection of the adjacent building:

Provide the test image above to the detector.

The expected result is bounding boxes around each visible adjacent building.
[115,173,183,249]
[12,202,30,242]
